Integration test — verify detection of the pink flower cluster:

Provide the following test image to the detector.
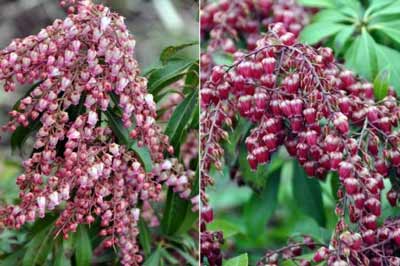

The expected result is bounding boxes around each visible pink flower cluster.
[201,23,400,265]
[0,1,194,265]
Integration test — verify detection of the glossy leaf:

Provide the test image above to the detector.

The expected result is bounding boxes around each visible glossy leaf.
[297,0,335,8]
[147,58,195,96]
[374,21,400,46]
[74,225,92,266]
[333,25,355,55]
[161,188,191,235]
[139,218,152,257]
[300,23,348,45]
[164,89,198,156]
[11,119,42,153]
[104,109,153,172]
[22,223,54,266]
[223,253,248,266]
[373,69,391,101]
[243,166,281,238]
[375,44,400,92]
[143,246,162,266]
[369,0,400,18]
[160,42,198,65]
[292,161,326,227]
[54,239,71,266]
[207,219,242,238]
[345,28,377,80]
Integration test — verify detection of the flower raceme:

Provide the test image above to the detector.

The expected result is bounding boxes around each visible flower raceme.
[0,1,195,265]
[201,23,400,265]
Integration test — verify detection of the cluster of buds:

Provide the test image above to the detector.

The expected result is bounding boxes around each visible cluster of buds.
[201,23,400,265]
[152,158,195,200]
[201,230,224,266]
[200,0,311,84]
[0,1,194,265]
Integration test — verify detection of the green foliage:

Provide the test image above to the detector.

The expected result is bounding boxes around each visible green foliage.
[300,0,400,94]
[223,253,248,266]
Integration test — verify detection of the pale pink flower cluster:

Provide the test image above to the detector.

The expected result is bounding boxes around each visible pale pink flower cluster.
[0,1,194,265]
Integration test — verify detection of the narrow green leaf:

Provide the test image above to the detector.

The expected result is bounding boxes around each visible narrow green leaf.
[344,28,378,80]
[312,9,352,23]
[148,58,195,96]
[369,0,400,18]
[159,249,180,265]
[161,188,191,235]
[373,21,400,46]
[330,172,340,200]
[22,224,54,266]
[292,161,326,227]
[207,219,242,238]
[297,0,335,8]
[11,119,42,153]
[160,42,198,65]
[365,0,393,17]
[243,167,281,238]
[333,25,355,55]
[211,52,234,66]
[138,218,152,257]
[164,90,198,156]
[130,142,153,172]
[74,225,92,266]
[104,109,130,145]
[300,23,348,45]
[373,69,391,101]
[223,253,248,266]
[54,239,71,266]
[175,167,199,235]
[173,248,198,266]
[183,62,199,94]
[375,44,400,93]
[143,247,162,266]
[105,109,153,172]
[0,249,25,266]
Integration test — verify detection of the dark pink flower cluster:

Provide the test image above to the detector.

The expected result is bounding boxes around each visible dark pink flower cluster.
[0,1,194,265]
[201,23,400,265]
[200,0,311,84]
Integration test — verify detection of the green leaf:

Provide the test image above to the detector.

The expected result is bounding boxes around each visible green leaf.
[243,167,281,238]
[369,0,400,19]
[207,219,242,238]
[184,62,199,94]
[373,69,391,101]
[292,161,326,227]
[104,109,131,145]
[0,249,25,266]
[54,239,71,266]
[333,25,355,55]
[148,58,195,96]
[373,21,400,46]
[300,23,348,45]
[330,172,340,200]
[105,109,153,172]
[297,0,335,8]
[365,0,394,17]
[211,52,234,66]
[130,142,153,172]
[22,223,54,266]
[160,42,198,65]
[164,90,198,156]
[161,188,191,235]
[344,28,378,80]
[143,246,162,266]
[175,168,199,235]
[11,119,42,153]
[173,248,198,266]
[74,225,92,266]
[138,218,152,257]
[312,9,352,23]
[223,253,248,266]
[375,44,400,93]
